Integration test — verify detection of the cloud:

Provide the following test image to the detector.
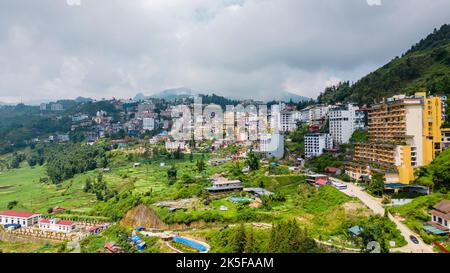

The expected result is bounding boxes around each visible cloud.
[0,0,449,103]
[366,0,382,6]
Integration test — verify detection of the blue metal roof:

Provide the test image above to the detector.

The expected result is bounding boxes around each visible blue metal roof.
[348,225,364,236]
[423,225,449,235]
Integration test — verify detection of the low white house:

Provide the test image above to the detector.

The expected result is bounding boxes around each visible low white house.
[430,200,450,231]
[0,210,41,227]
[39,218,78,233]
[165,141,186,151]
[206,178,243,192]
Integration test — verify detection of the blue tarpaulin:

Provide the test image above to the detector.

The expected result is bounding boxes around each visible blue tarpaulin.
[173,237,207,252]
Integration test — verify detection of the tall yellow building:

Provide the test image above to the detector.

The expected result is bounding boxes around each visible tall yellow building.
[346,92,445,184]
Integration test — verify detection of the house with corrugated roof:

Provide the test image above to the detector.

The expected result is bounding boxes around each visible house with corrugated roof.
[429,200,450,232]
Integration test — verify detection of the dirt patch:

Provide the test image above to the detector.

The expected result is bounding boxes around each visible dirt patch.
[154,198,199,209]
[120,204,168,229]
[342,201,372,217]
[0,230,59,245]
[392,213,406,221]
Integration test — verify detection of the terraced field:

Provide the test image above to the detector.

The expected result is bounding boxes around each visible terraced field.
[0,165,96,213]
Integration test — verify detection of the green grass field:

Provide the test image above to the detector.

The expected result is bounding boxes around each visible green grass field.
[0,240,65,253]
[0,165,97,213]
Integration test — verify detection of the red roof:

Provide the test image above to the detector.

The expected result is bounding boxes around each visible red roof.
[316,178,328,186]
[325,167,339,173]
[52,207,66,213]
[57,220,75,226]
[39,219,75,226]
[0,210,38,218]
[112,139,127,143]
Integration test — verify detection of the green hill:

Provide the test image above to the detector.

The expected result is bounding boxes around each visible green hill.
[318,24,450,105]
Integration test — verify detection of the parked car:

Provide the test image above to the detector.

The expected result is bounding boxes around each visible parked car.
[409,235,419,244]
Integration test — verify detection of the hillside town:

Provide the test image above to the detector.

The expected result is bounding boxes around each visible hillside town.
[31,91,450,189]
[1,1,450,261]
[0,89,449,254]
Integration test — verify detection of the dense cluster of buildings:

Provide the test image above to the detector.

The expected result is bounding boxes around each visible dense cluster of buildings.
[301,103,367,158]
[297,91,449,186]
[346,92,447,184]
[37,98,169,144]
[37,91,448,187]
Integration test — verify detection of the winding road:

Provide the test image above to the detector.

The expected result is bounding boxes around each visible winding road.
[329,177,434,253]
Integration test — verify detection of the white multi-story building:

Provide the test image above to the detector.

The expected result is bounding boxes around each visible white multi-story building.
[443,128,450,150]
[304,133,333,158]
[300,105,330,125]
[143,117,155,131]
[138,102,155,113]
[50,103,64,111]
[329,104,364,145]
[259,133,284,159]
[279,111,301,132]
[0,211,41,227]
[39,218,78,233]
[355,109,368,130]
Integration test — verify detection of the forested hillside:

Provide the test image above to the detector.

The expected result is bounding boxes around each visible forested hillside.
[318,24,450,105]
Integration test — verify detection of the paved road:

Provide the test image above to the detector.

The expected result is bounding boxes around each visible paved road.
[329,177,434,253]
[67,238,81,253]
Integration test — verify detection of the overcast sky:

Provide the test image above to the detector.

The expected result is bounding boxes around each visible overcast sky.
[0,0,449,103]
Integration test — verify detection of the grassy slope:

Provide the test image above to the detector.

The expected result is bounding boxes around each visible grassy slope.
[0,164,97,213]
[0,240,65,253]
[390,192,450,232]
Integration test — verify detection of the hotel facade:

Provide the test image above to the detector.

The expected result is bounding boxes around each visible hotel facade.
[346,92,446,184]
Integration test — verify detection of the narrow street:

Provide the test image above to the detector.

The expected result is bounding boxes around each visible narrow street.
[67,238,81,253]
[329,177,434,253]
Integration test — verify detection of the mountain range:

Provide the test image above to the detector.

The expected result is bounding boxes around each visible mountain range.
[134,88,312,103]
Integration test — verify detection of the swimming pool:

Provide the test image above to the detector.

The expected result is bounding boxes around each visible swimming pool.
[227,197,254,202]
[173,236,208,252]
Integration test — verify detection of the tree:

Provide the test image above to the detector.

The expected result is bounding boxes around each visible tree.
[232,223,247,253]
[350,130,369,143]
[7,200,18,210]
[269,219,320,253]
[230,161,243,177]
[245,226,257,253]
[196,159,206,173]
[359,217,390,253]
[246,150,260,171]
[167,165,177,184]
[97,172,103,184]
[173,147,184,160]
[368,173,385,197]
[101,156,108,168]
[10,155,23,169]
[84,177,92,192]
[428,149,450,191]
[27,156,37,167]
